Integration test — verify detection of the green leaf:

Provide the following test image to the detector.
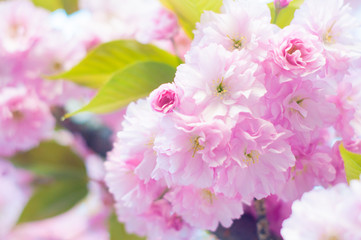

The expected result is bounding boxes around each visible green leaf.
[12,141,88,223]
[160,0,223,38]
[31,0,78,14]
[61,0,79,14]
[32,0,63,11]
[65,61,176,118]
[268,0,304,28]
[17,179,87,223]
[339,143,361,183]
[49,40,181,88]
[108,212,145,240]
[11,141,86,179]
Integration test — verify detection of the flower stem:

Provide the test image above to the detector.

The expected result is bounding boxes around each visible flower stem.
[272,8,281,24]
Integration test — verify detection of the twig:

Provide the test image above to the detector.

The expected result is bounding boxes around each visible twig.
[254,198,272,240]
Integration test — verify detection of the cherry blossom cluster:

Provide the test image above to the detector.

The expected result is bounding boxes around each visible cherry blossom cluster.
[0,0,190,239]
[105,0,361,238]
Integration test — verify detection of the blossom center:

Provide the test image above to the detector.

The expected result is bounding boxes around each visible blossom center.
[290,164,308,180]
[215,79,228,97]
[321,234,340,240]
[201,189,215,204]
[12,110,24,121]
[242,149,260,165]
[323,22,336,44]
[287,45,298,54]
[228,35,245,50]
[9,23,21,38]
[52,61,63,73]
[288,96,308,118]
[192,136,205,157]
[323,30,333,44]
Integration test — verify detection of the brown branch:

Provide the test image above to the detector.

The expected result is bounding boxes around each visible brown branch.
[254,198,273,240]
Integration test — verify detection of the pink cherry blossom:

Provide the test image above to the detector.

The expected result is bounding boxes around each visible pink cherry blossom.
[214,113,295,202]
[105,148,199,240]
[150,83,181,114]
[267,25,325,78]
[277,144,338,201]
[152,115,231,188]
[105,157,166,214]
[108,99,163,182]
[165,186,244,231]
[116,199,196,240]
[0,86,55,157]
[281,177,361,240]
[328,70,361,141]
[263,80,338,144]
[292,0,361,79]
[174,44,265,121]
[193,0,276,61]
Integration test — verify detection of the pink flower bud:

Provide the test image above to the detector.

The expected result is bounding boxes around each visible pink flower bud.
[150,83,180,113]
[274,0,292,9]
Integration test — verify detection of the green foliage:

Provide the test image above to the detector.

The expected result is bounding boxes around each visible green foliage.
[17,179,87,223]
[31,0,78,14]
[49,40,181,89]
[65,61,176,118]
[268,0,304,28]
[108,212,145,240]
[339,143,361,183]
[160,0,223,38]
[61,0,79,14]
[12,141,88,223]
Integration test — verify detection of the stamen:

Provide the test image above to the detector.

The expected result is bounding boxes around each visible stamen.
[289,96,308,118]
[242,149,260,165]
[227,35,245,50]
[323,21,336,44]
[287,45,298,54]
[52,61,63,72]
[215,78,227,97]
[290,164,308,180]
[296,98,304,105]
[192,136,205,157]
[201,189,215,204]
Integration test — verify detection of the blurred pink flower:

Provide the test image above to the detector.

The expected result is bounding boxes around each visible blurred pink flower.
[0,159,30,238]
[0,0,49,53]
[136,8,179,43]
[0,86,55,157]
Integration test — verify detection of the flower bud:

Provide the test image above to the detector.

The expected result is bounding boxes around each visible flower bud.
[150,83,180,113]
[274,0,292,9]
